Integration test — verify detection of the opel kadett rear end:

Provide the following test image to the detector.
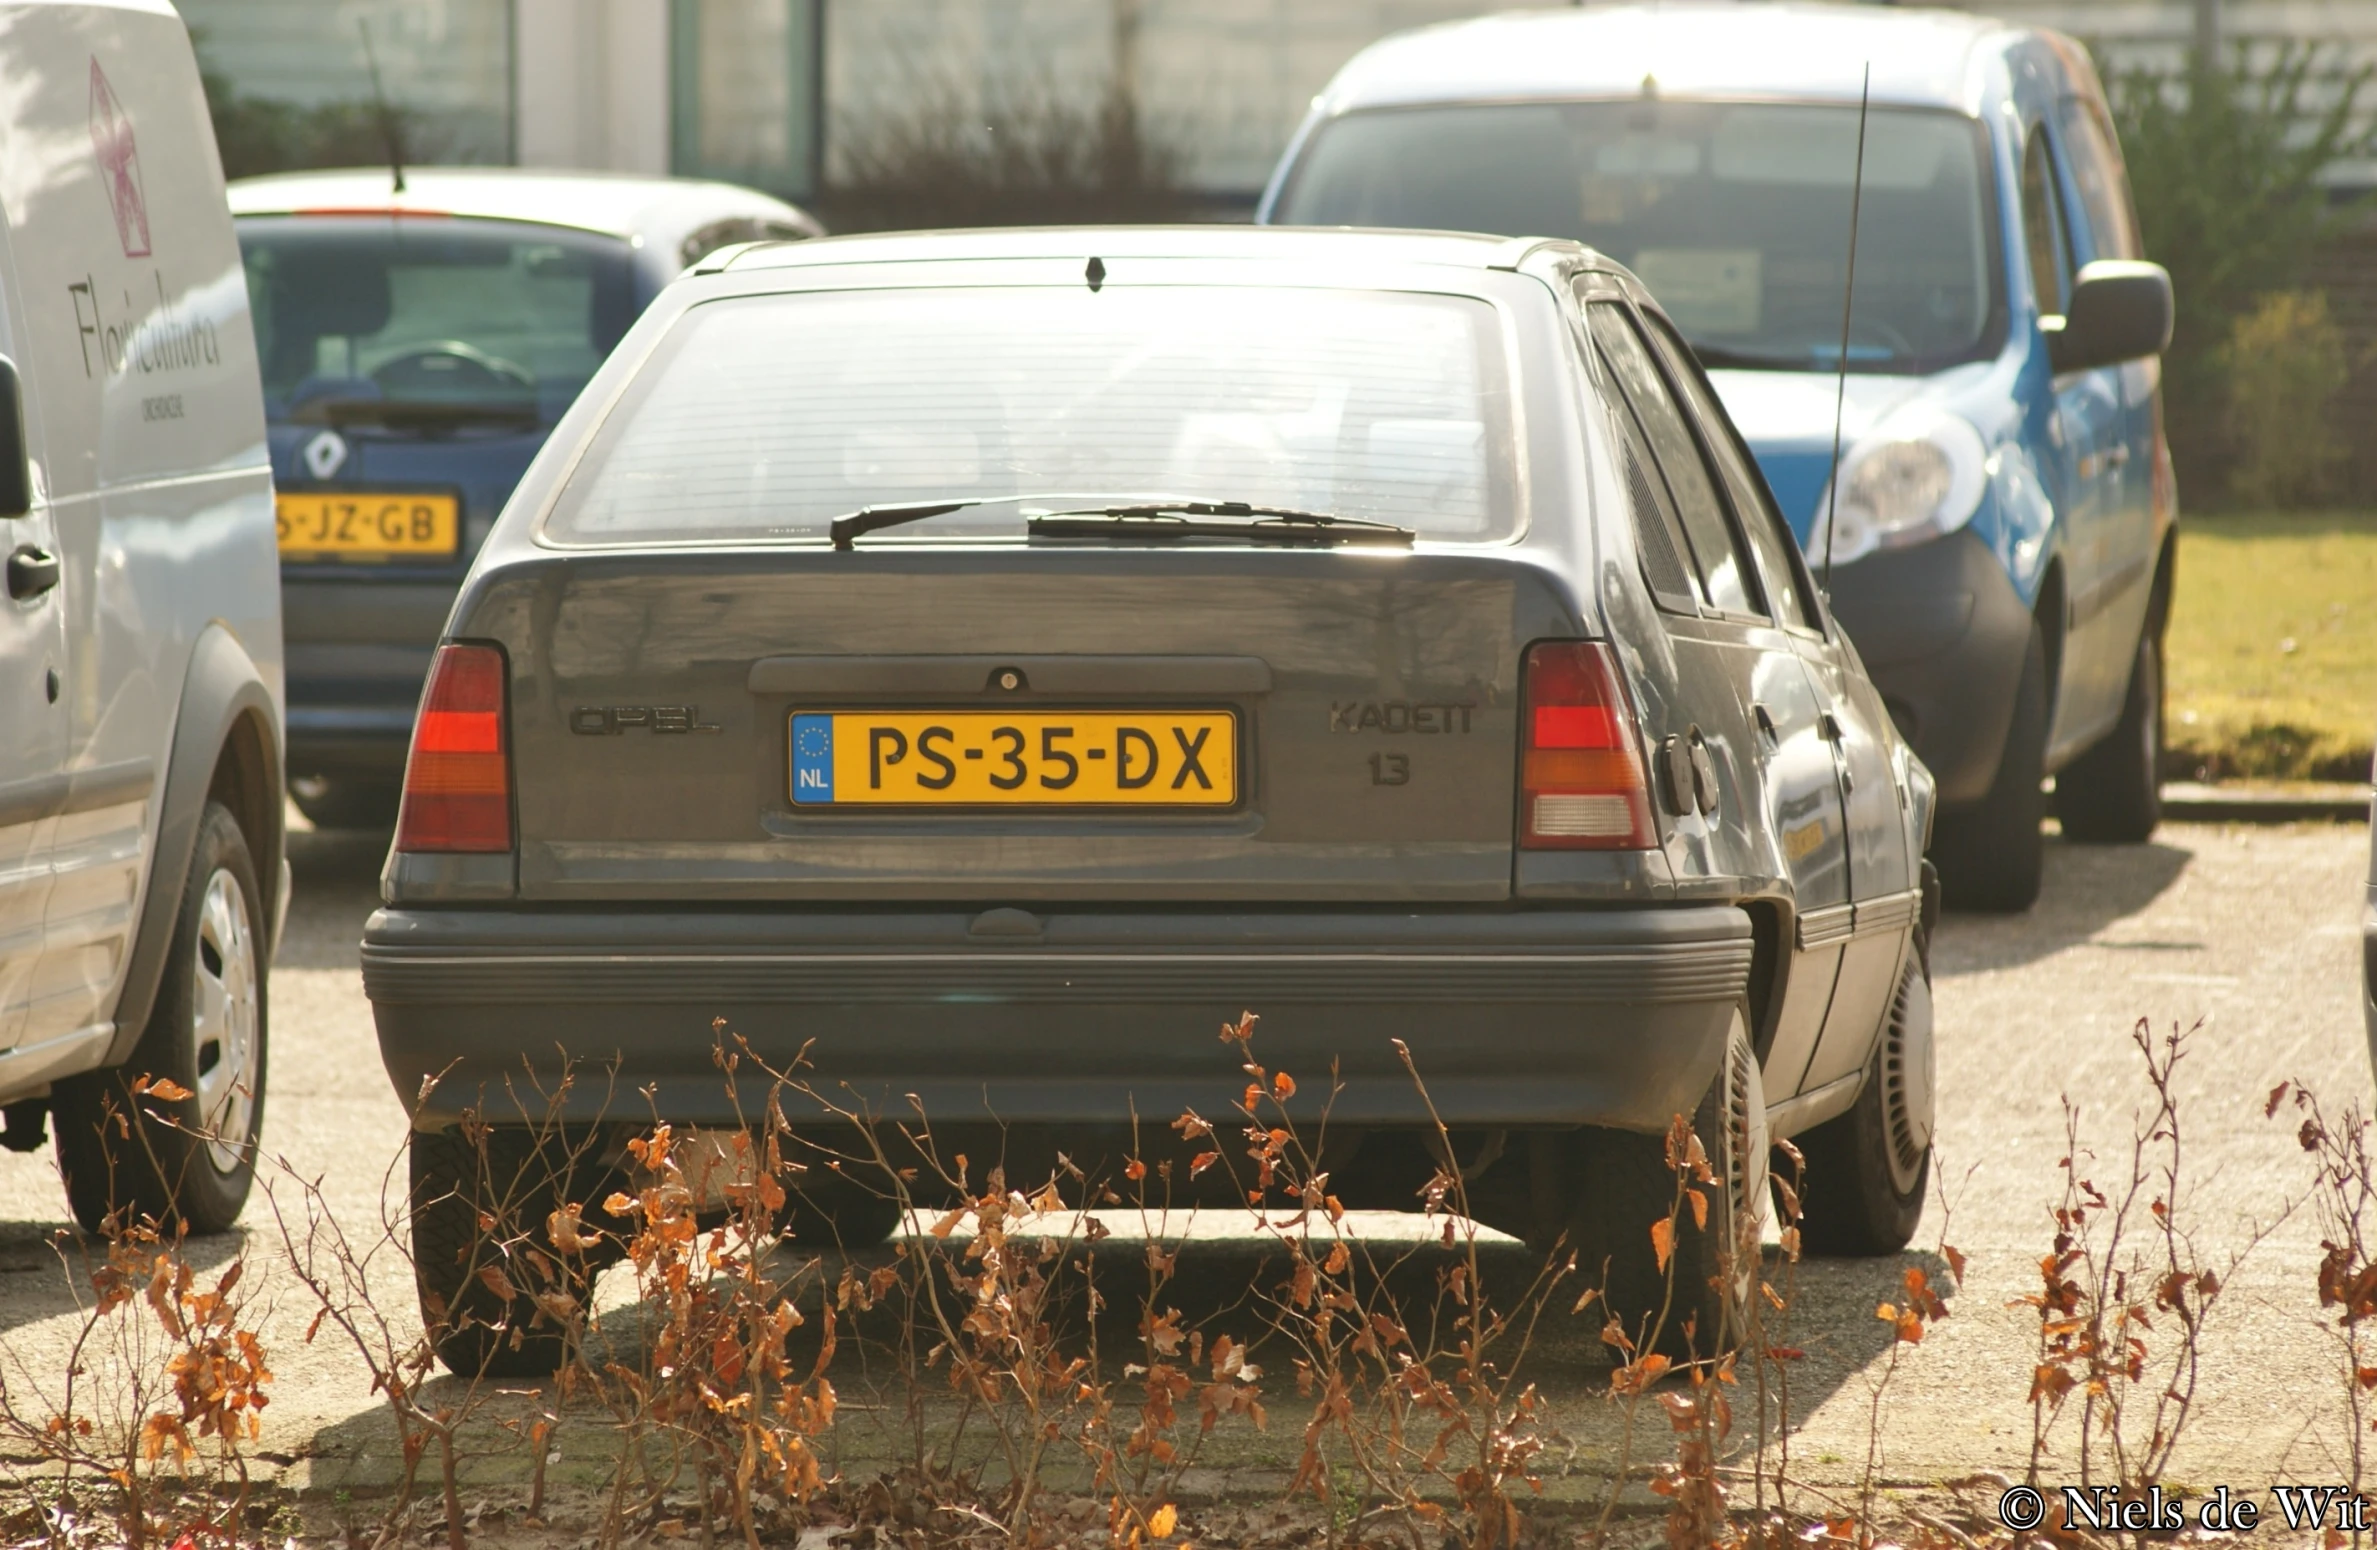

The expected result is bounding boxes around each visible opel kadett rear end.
[369,228,1932,1373]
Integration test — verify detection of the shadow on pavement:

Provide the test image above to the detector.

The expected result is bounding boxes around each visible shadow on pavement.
[292,1227,1937,1491]
[1933,835,2192,977]
[0,1217,252,1339]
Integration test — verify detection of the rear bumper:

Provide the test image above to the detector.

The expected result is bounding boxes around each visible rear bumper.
[364,905,1753,1133]
[1825,530,2032,806]
[283,576,457,780]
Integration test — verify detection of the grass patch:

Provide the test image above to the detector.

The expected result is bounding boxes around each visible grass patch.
[2165,509,2377,781]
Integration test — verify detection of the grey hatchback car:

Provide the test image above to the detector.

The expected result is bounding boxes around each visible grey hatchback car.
[365,228,1939,1373]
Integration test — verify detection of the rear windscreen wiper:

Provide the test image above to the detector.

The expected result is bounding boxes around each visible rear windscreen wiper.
[290,397,540,432]
[1027,501,1416,547]
[828,500,983,550]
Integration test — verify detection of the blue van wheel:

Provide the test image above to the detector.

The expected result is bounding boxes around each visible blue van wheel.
[1930,623,2047,912]
[2054,628,2164,844]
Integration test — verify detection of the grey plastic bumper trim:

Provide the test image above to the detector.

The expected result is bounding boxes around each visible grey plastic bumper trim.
[364,941,1752,1008]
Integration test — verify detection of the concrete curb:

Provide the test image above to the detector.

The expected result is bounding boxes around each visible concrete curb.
[2159,781,2371,823]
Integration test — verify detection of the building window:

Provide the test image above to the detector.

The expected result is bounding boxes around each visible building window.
[671,0,822,199]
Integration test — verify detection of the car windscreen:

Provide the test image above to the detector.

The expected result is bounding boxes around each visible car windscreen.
[1275,101,2004,375]
[543,283,1520,544]
[238,217,639,426]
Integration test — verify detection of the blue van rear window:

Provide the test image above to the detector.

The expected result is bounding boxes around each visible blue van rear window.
[237,216,637,429]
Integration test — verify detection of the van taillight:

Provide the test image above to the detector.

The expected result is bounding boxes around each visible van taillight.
[1520,641,1655,849]
[394,644,511,853]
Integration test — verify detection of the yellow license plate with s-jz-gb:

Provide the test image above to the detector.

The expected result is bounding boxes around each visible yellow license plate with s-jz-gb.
[276,492,460,560]
[791,711,1238,807]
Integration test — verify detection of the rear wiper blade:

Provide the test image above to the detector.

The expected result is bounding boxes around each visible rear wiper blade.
[1027,501,1415,547]
[289,397,540,430]
[828,500,981,550]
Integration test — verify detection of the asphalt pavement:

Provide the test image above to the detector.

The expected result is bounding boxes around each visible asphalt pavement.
[0,813,2366,1508]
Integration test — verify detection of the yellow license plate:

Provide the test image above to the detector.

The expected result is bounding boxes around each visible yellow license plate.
[791,711,1238,807]
[276,492,459,560]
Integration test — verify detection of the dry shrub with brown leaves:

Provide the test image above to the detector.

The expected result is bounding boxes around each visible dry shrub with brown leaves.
[2020,1019,2274,1497]
[0,1077,272,1550]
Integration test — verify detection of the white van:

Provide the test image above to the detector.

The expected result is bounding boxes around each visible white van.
[0,0,283,1231]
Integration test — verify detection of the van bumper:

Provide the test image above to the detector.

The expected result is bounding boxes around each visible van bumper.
[282,576,458,780]
[363,905,1753,1134]
[1824,530,2033,806]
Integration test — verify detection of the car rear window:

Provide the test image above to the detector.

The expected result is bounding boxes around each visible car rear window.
[238,217,638,426]
[543,284,1520,544]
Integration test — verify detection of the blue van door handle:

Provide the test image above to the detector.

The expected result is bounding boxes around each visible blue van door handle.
[7,544,58,599]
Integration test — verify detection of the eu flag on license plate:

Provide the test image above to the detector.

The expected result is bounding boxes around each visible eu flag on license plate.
[791,714,834,803]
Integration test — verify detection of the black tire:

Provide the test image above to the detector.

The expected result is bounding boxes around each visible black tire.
[2053,625,2163,844]
[779,1183,904,1250]
[411,1127,604,1378]
[290,777,401,832]
[1795,957,1934,1257]
[1931,621,2048,913]
[55,802,267,1234]
[1534,1010,1766,1359]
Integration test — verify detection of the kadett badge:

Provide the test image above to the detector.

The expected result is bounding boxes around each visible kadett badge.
[88,59,150,259]
[303,429,348,480]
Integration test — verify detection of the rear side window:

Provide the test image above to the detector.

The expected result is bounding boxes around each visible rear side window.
[1587,303,1758,616]
[1637,311,1817,630]
[2055,99,2140,261]
[2019,130,2073,316]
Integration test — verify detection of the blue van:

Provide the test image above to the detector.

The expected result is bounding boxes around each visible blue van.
[1261,3,2174,910]
[230,169,821,830]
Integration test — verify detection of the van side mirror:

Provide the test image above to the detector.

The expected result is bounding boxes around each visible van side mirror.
[2044,261,2173,375]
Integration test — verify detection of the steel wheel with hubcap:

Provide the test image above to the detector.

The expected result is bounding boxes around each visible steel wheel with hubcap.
[1795,956,1934,1256]
[1531,1007,1768,1358]
[56,802,269,1234]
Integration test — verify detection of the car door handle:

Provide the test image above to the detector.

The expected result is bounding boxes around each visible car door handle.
[1817,711,1845,743]
[1751,702,1779,744]
[6,544,58,600]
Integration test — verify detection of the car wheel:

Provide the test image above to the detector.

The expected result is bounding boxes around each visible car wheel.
[1930,620,2048,913]
[2053,625,2163,844]
[779,1184,905,1249]
[411,1127,602,1378]
[1536,1006,1767,1359]
[56,802,267,1234]
[291,776,402,832]
[1794,956,1933,1256]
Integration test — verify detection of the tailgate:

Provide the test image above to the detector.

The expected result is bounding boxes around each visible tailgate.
[479,547,1581,902]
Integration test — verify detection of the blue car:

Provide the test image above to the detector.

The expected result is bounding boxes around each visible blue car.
[1261,2,2175,910]
[230,169,821,829]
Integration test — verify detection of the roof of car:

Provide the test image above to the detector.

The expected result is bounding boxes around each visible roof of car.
[717,224,1578,274]
[1310,2,2028,117]
[227,167,819,241]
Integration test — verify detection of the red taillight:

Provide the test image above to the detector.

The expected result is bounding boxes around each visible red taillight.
[1519,641,1656,850]
[394,644,511,853]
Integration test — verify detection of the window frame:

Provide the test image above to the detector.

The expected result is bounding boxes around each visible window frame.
[2019,123,2078,320]
[1632,302,1830,639]
[2053,97,2141,264]
[1582,296,1772,625]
